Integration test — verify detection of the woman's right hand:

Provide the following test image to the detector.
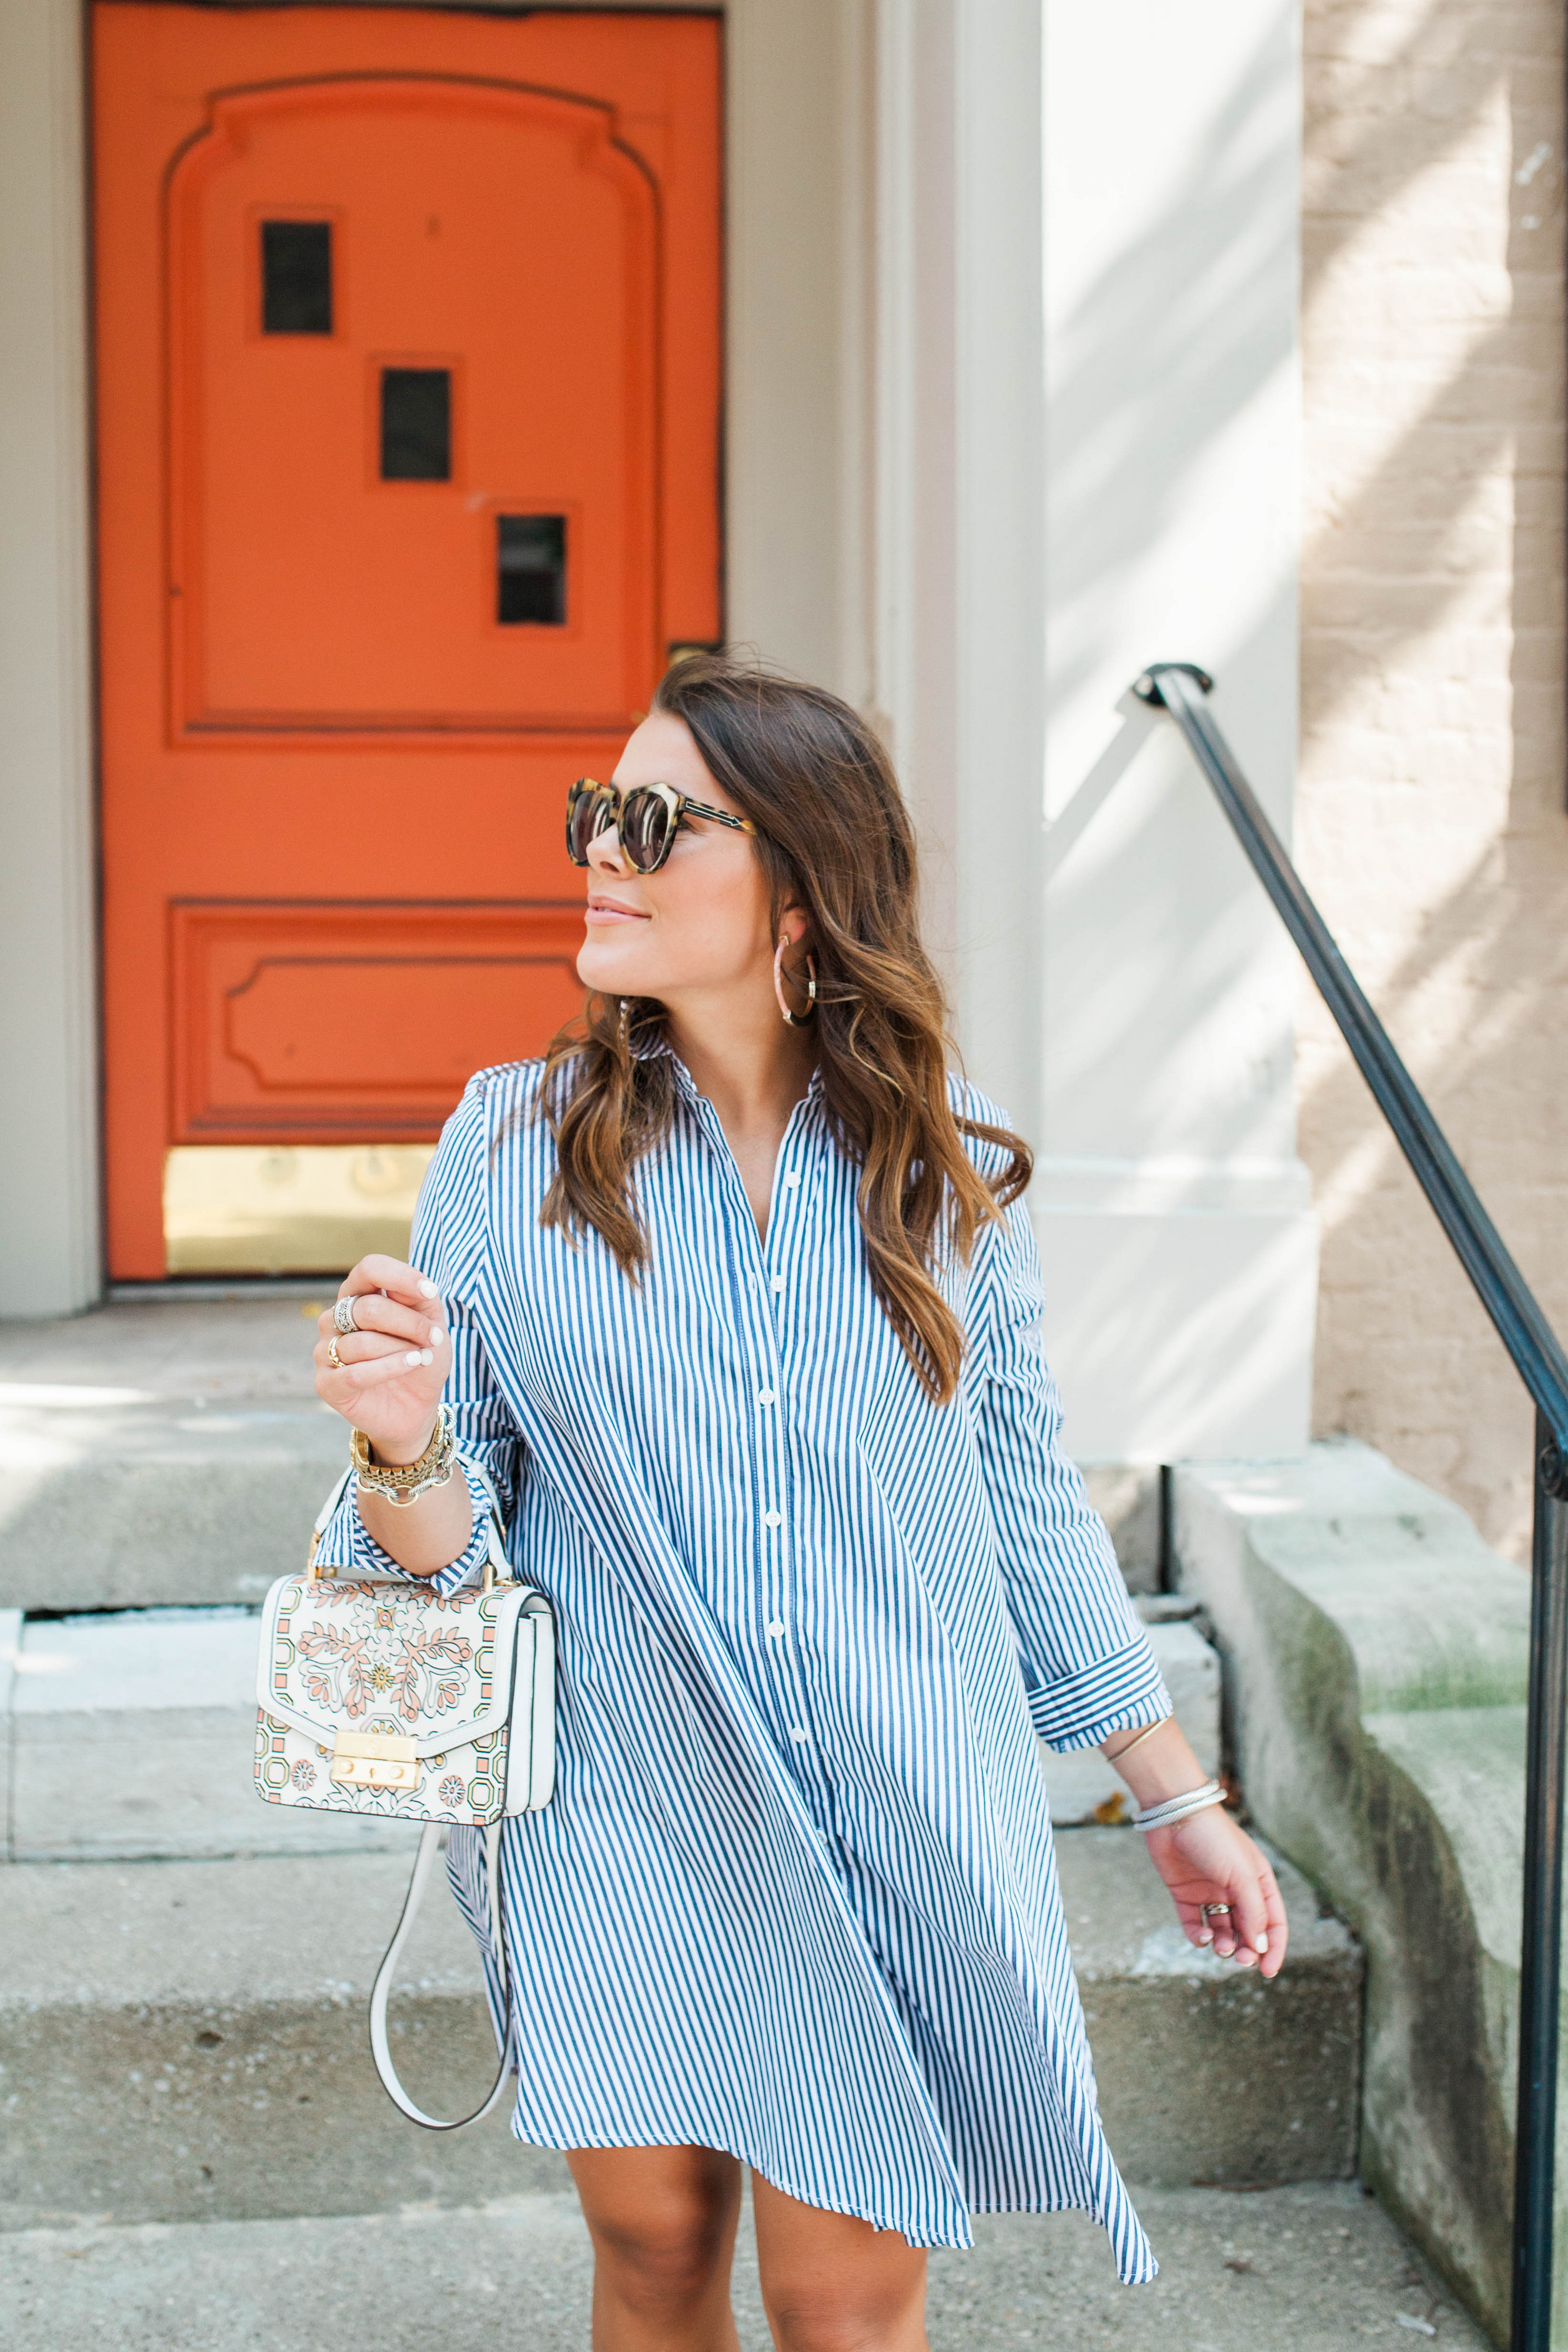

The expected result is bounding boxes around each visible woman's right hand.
[313,1254,452,1465]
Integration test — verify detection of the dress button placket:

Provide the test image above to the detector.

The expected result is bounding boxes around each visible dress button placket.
[761,1144,810,1763]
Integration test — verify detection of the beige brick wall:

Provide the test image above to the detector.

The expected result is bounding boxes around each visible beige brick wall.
[1300,0,1568,1559]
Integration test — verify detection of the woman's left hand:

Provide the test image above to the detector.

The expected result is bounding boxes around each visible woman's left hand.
[1142,1805,1288,1977]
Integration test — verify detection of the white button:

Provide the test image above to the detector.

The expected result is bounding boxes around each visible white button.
[757,1388,776,1406]
[766,1621,786,1638]
[771,1275,787,1293]
[788,1726,808,1743]
[763,1509,783,1528]
[783,1172,801,1190]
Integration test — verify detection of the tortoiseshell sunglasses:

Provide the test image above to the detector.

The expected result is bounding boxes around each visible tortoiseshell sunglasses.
[566,777,757,875]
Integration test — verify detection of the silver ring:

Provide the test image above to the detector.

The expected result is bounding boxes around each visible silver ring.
[1202,1902,1232,1918]
[333,1296,359,1337]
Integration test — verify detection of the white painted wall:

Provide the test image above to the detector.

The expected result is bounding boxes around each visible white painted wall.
[1029,0,1316,1459]
[0,0,100,1317]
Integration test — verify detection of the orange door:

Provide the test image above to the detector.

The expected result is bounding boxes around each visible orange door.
[94,6,721,1276]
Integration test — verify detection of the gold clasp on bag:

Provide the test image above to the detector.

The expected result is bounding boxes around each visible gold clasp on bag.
[330,1729,419,1792]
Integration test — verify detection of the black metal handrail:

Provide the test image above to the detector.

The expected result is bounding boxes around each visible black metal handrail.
[1134,661,1568,2352]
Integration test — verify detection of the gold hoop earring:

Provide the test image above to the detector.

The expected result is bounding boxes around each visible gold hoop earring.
[773,936,818,1027]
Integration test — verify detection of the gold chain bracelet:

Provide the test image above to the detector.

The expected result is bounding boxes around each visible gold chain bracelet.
[351,1404,457,1508]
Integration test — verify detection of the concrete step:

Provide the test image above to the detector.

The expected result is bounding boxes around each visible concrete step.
[0,1829,1360,2233]
[0,1300,1168,1612]
[0,1295,344,1613]
[2,1606,409,1862]
[0,2181,1485,2352]
[1,1602,1220,1860]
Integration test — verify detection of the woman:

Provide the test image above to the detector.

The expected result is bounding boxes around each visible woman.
[312,654,1286,2352]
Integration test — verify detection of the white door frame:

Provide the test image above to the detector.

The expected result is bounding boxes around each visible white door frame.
[0,0,99,1317]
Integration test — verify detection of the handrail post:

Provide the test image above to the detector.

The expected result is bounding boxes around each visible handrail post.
[1513,1421,1568,2351]
[1131,659,1568,2351]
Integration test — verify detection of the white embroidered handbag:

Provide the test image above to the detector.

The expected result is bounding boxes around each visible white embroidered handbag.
[254,1464,556,2128]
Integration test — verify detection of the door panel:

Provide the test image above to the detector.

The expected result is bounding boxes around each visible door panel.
[94,7,721,1275]
[170,79,657,730]
[170,900,587,1137]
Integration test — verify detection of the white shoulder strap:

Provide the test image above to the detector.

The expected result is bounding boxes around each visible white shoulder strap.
[368,1820,514,2130]
[355,1445,516,2129]
[314,1464,354,1534]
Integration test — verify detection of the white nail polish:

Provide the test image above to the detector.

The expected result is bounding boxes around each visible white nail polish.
[419,1349,434,1366]
[417,1279,438,1297]
[1255,1935,1269,1953]
[404,1350,422,1367]
[1198,1932,1213,1946]
[429,1325,447,1344]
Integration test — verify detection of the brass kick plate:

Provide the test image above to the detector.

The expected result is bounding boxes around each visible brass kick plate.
[163,1145,435,1276]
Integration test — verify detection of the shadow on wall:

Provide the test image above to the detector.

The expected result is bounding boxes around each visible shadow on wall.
[1039,4,1302,1167]
[1294,0,1568,1561]
[1032,5,1316,1461]
[1035,0,1568,1528]
[1043,6,1298,747]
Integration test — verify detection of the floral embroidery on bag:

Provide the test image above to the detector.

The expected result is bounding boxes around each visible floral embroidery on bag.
[387,1627,474,1720]
[297,1623,371,1716]
[315,1578,470,1618]
[292,1595,476,1723]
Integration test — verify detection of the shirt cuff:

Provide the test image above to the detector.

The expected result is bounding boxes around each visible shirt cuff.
[309,1455,495,1598]
[1028,1635,1173,1752]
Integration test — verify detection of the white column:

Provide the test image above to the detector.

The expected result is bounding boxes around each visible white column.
[1030,0,1315,1461]
[872,0,1314,1461]
[0,0,100,1317]
[724,0,856,696]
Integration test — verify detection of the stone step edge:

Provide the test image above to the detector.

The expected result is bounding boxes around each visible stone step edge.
[1,1830,1356,2018]
[0,1832,1362,2231]
[2,1606,1222,1857]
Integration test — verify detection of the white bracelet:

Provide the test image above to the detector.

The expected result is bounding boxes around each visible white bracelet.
[1132,1778,1226,1833]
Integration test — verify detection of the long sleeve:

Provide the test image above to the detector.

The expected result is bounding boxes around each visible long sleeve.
[968,1192,1170,1751]
[310,1073,524,1597]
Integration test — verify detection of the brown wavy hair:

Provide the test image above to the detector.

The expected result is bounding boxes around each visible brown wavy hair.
[537,653,1032,1403]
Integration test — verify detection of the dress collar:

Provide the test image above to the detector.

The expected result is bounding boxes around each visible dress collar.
[630,1021,824,1114]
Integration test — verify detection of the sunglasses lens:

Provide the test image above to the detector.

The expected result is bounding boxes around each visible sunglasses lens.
[567,784,611,866]
[620,787,673,873]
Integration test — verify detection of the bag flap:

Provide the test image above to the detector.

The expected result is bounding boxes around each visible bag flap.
[257,1571,534,1758]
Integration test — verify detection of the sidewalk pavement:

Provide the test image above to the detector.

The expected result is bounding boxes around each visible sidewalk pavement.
[2,2180,1486,2350]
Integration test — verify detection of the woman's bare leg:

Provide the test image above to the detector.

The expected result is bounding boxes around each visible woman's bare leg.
[751,2170,928,2352]
[567,2145,744,2352]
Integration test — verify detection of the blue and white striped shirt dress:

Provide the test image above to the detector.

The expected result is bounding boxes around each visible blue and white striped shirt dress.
[315,1049,1171,2280]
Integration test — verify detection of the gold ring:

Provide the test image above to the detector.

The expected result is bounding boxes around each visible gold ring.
[327,1337,343,1371]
